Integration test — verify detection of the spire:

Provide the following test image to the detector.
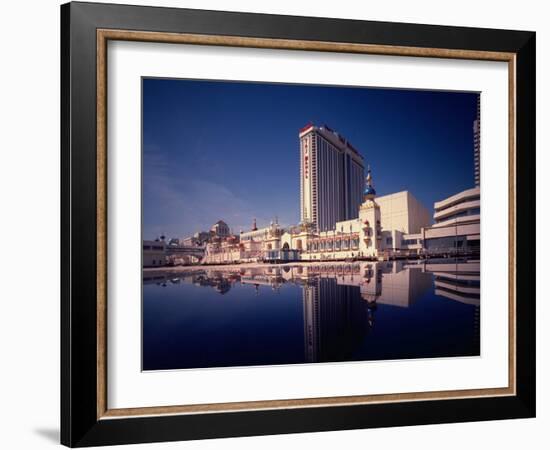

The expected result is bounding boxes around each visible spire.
[366,165,372,186]
[363,165,377,199]
[252,218,257,231]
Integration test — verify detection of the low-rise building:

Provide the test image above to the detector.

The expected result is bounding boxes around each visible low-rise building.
[200,168,434,264]
[192,174,479,265]
[181,236,200,247]
[203,235,241,264]
[301,169,431,260]
[422,187,480,257]
[210,220,230,238]
[181,221,232,249]
[143,239,166,267]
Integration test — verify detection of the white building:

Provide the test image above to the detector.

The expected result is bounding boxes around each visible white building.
[422,186,480,256]
[203,219,279,264]
[203,235,245,264]
[301,168,431,260]
[142,239,166,267]
[200,167,432,264]
[210,220,230,237]
[299,123,365,232]
[375,190,432,252]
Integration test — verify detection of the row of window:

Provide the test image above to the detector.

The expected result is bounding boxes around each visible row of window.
[364,229,380,238]
[401,238,421,246]
[436,207,481,223]
[424,236,480,253]
[307,238,360,251]
[143,245,164,251]
[434,276,480,288]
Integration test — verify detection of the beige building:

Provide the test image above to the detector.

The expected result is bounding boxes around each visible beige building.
[300,169,431,260]
[142,240,166,267]
[201,168,432,264]
[203,220,274,264]
[240,219,283,252]
[203,235,244,264]
[376,191,432,235]
[300,167,381,260]
[422,186,480,256]
[210,220,230,238]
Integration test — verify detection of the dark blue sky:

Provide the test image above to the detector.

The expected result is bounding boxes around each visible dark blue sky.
[143,78,478,239]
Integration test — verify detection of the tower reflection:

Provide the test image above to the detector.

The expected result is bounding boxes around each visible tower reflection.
[143,260,480,369]
[300,262,438,362]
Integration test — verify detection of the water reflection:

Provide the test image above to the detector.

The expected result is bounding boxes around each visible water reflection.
[143,260,480,370]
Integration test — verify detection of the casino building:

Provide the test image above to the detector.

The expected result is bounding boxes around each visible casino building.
[202,111,482,265]
[202,123,432,264]
[299,167,431,260]
[421,186,480,257]
[300,124,365,232]
[205,166,431,264]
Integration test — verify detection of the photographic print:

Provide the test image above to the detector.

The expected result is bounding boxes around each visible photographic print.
[142,79,481,371]
[62,6,535,444]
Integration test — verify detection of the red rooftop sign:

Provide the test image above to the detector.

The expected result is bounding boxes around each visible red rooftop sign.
[299,123,314,134]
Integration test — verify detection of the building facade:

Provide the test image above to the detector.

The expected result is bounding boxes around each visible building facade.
[415,93,481,257]
[143,239,166,267]
[200,168,433,264]
[203,220,283,264]
[301,169,431,260]
[376,191,432,236]
[180,221,230,249]
[203,235,245,264]
[210,220,230,238]
[422,186,480,256]
[173,105,481,266]
[474,94,481,188]
[300,123,365,232]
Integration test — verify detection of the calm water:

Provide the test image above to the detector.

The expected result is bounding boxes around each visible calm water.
[142,260,480,371]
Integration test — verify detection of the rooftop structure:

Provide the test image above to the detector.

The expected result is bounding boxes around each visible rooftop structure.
[210,220,230,237]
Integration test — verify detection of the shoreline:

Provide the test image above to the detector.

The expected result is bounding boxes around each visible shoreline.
[143,257,479,274]
[143,261,350,273]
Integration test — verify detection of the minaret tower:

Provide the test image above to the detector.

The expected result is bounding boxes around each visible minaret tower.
[363,165,376,201]
[358,165,381,258]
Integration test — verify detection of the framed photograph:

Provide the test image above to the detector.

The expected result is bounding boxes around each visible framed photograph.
[61,1,536,447]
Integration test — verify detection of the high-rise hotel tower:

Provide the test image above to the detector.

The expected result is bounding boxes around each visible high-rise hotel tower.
[473,94,480,187]
[300,124,365,232]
